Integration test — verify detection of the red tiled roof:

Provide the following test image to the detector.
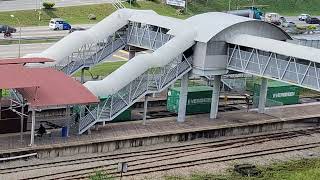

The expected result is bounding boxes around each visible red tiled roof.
[17,68,99,108]
[0,64,39,89]
[0,58,54,65]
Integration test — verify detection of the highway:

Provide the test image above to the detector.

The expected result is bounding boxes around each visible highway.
[0,0,112,12]
[0,24,93,40]
[0,42,129,61]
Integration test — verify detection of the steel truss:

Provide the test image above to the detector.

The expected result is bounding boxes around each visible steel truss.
[127,21,172,50]
[292,38,320,49]
[78,54,193,134]
[227,44,320,91]
[56,28,127,75]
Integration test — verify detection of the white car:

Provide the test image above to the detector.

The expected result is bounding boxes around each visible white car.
[298,14,310,21]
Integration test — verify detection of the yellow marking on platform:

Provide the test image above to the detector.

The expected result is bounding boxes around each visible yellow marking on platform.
[113,54,128,61]
[119,50,129,54]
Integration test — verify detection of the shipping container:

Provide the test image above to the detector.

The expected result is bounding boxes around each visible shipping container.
[253,80,300,107]
[167,86,213,114]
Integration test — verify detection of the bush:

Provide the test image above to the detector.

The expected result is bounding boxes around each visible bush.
[88,14,97,20]
[42,1,55,9]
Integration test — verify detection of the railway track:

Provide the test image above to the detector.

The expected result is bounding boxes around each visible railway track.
[1,127,319,179]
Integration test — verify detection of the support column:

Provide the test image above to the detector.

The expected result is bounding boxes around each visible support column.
[0,89,2,120]
[20,104,24,142]
[129,51,135,60]
[143,95,148,125]
[210,75,221,119]
[66,106,70,137]
[177,73,189,122]
[80,68,85,83]
[30,109,35,146]
[258,78,268,113]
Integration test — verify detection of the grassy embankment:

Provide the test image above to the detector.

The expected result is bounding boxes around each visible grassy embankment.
[88,158,320,180]
[1,0,320,27]
[164,158,320,180]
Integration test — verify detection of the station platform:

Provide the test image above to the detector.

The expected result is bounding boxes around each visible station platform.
[1,102,320,158]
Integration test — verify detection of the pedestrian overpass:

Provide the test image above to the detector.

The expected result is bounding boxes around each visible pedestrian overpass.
[25,9,320,134]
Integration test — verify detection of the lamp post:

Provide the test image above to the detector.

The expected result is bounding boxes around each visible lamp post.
[10,15,21,58]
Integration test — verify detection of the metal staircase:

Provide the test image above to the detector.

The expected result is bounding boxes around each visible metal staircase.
[78,54,193,134]
[112,0,126,9]
[55,31,127,75]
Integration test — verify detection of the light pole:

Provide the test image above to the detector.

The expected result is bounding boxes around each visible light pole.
[10,15,21,58]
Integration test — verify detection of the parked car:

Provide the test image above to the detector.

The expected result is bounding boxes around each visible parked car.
[306,17,320,24]
[265,13,281,25]
[69,27,86,33]
[49,18,71,30]
[0,24,16,33]
[298,14,311,21]
[282,21,296,28]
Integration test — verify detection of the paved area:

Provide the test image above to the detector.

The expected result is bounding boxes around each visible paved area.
[0,0,113,12]
[0,102,320,153]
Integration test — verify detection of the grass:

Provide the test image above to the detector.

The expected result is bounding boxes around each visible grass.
[73,61,127,77]
[165,158,320,180]
[0,38,59,45]
[2,0,320,27]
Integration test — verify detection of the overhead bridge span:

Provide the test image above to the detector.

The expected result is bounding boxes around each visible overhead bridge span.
[25,9,320,134]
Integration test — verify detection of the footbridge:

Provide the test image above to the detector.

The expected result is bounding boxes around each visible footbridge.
[26,9,320,134]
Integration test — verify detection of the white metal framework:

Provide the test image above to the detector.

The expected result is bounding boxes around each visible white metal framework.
[227,44,320,91]
[79,54,193,134]
[127,21,172,50]
[56,29,127,75]
[292,38,320,49]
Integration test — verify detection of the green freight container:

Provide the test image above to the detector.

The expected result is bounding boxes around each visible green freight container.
[253,81,300,106]
[167,86,213,114]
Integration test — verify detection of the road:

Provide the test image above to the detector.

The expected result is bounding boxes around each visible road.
[0,0,113,12]
[0,42,129,61]
[0,24,93,40]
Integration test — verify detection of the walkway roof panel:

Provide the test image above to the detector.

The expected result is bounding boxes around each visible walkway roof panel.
[0,57,53,65]
[227,34,320,62]
[17,68,99,108]
[0,64,39,89]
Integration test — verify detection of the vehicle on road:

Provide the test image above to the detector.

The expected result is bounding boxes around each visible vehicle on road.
[306,17,320,24]
[265,13,281,25]
[3,32,12,38]
[281,21,296,28]
[0,25,16,33]
[280,17,296,28]
[49,18,71,30]
[69,27,86,33]
[298,14,311,21]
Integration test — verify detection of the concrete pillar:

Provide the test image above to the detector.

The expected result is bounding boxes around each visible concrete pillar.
[0,89,2,120]
[129,51,135,60]
[66,106,70,137]
[20,104,24,142]
[143,95,148,125]
[258,78,268,113]
[210,75,221,119]
[80,68,85,83]
[30,109,35,146]
[177,73,189,122]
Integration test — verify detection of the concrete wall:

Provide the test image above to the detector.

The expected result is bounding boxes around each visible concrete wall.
[32,118,317,158]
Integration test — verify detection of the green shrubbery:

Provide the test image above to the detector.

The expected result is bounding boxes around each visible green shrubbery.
[42,1,55,9]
